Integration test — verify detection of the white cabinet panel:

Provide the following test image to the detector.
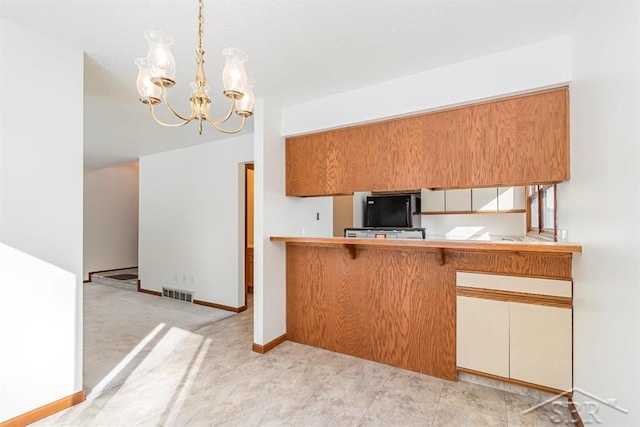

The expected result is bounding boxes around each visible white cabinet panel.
[509,303,572,391]
[472,188,498,212]
[421,187,526,215]
[445,189,471,212]
[498,186,526,211]
[421,189,445,212]
[457,296,510,378]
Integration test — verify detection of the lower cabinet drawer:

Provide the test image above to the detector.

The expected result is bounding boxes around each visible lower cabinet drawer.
[456,296,509,378]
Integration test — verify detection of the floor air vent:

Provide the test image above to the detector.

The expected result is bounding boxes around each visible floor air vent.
[162,287,194,303]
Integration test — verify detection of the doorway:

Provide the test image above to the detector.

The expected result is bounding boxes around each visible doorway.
[244,163,254,305]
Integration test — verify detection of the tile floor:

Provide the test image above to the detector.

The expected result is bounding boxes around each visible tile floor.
[36,294,576,426]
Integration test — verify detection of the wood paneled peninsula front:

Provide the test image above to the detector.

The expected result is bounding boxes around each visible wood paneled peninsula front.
[271,236,582,386]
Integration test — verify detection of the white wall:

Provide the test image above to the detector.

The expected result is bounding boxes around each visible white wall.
[282,36,571,136]
[0,18,83,422]
[561,2,640,424]
[253,98,333,346]
[139,134,253,309]
[84,162,139,280]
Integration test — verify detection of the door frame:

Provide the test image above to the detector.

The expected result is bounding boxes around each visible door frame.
[244,163,254,306]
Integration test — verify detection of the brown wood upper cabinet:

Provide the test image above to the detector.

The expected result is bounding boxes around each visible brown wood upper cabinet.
[286,87,569,197]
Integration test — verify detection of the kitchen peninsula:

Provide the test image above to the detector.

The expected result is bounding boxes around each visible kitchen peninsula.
[271,236,582,391]
[280,86,580,393]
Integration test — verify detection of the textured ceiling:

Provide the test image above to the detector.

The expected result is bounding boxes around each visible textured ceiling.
[0,0,581,167]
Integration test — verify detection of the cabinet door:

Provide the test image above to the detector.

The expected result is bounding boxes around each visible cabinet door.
[421,189,445,213]
[498,186,526,212]
[286,89,568,196]
[471,188,498,212]
[457,296,510,377]
[445,189,471,213]
[510,303,572,391]
[286,134,329,196]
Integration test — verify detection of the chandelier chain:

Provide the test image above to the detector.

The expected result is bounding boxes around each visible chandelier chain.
[197,0,204,57]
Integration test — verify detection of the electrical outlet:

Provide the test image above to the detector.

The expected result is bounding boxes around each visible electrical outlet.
[182,274,187,283]
[316,212,320,220]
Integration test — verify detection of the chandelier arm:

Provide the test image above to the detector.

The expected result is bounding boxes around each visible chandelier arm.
[206,96,237,125]
[206,114,247,134]
[149,102,192,127]
[160,85,198,122]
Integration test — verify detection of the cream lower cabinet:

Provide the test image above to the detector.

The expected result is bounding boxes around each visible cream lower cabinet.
[510,303,572,391]
[456,272,573,392]
[457,296,509,377]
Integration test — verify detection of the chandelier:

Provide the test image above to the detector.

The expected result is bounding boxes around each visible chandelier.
[135,0,254,135]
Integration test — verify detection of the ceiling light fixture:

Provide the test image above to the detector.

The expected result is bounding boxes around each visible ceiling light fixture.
[135,0,254,135]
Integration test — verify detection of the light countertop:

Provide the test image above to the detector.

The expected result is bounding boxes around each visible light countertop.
[270,236,582,254]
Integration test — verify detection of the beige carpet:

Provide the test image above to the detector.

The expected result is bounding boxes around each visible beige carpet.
[83,283,235,395]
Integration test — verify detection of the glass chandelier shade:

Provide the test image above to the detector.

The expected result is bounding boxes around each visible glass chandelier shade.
[236,79,255,116]
[135,0,254,135]
[144,31,176,81]
[135,57,161,101]
[221,48,248,97]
